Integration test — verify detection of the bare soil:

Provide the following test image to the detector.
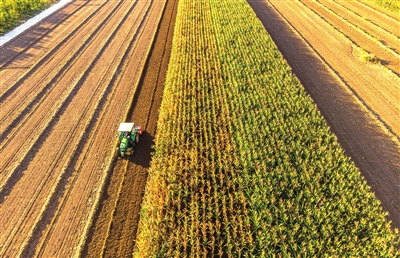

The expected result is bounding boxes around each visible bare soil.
[248,0,400,229]
[300,0,399,75]
[0,0,168,256]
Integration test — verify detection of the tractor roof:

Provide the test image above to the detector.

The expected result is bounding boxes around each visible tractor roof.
[118,122,135,132]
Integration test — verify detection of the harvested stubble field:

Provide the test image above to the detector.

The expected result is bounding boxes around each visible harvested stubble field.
[0,0,399,257]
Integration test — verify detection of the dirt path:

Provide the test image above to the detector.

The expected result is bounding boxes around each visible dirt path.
[0,0,166,257]
[82,0,178,256]
[248,0,400,229]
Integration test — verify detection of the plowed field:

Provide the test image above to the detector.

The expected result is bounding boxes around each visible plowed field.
[0,0,172,256]
[249,0,400,229]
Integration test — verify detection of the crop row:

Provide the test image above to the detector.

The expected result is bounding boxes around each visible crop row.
[134,0,399,256]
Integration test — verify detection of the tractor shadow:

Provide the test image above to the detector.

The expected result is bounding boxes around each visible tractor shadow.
[120,130,155,169]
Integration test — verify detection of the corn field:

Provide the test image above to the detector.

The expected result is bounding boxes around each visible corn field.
[134,0,399,256]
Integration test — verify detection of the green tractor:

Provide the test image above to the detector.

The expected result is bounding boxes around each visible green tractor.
[117,122,143,157]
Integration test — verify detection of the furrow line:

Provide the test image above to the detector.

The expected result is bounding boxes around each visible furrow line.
[358,0,400,22]
[332,0,399,45]
[0,1,121,142]
[299,0,399,76]
[0,1,107,99]
[0,1,129,190]
[314,0,399,63]
[0,1,89,67]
